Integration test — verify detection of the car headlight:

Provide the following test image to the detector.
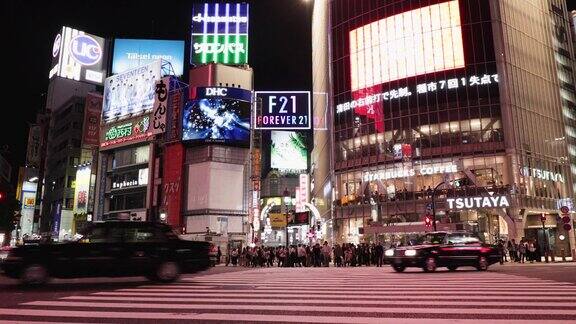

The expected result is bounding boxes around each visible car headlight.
[385,249,395,257]
[404,249,417,257]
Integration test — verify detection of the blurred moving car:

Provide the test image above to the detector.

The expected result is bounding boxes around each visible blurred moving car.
[1,221,212,285]
[383,231,500,272]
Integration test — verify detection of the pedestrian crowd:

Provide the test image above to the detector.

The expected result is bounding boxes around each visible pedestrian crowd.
[497,238,543,264]
[226,241,386,267]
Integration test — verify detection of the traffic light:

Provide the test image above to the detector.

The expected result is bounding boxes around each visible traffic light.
[560,206,572,231]
[424,214,433,228]
[0,191,5,203]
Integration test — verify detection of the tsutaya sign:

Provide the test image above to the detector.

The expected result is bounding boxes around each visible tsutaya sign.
[363,163,458,182]
[447,195,510,210]
[520,166,564,183]
[337,74,499,114]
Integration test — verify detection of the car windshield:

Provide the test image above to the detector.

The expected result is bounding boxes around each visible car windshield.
[416,233,446,245]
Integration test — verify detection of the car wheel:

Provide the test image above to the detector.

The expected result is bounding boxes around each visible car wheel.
[423,257,437,272]
[392,265,405,272]
[155,261,180,282]
[20,264,49,285]
[447,265,458,271]
[477,256,489,271]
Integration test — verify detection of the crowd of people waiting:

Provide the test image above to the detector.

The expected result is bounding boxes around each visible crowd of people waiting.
[497,238,545,264]
[226,241,386,267]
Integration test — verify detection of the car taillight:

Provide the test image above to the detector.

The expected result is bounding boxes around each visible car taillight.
[480,247,492,254]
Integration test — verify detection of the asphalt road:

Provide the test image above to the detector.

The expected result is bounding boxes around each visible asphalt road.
[1,262,575,323]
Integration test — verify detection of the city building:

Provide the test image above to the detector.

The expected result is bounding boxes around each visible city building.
[312,0,576,258]
[179,63,254,251]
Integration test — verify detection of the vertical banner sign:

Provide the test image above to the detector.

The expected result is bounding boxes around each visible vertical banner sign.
[152,77,170,135]
[162,143,184,228]
[298,174,309,212]
[82,93,103,147]
[165,83,185,143]
[96,154,108,220]
[26,125,41,167]
[191,3,249,65]
[295,187,302,212]
[52,203,62,236]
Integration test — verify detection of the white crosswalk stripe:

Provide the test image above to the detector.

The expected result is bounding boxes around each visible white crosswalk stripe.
[1,267,576,323]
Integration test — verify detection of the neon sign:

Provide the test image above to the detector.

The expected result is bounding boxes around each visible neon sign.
[191,3,249,65]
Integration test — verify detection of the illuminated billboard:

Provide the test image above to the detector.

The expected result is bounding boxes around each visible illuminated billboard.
[102,60,162,124]
[191,3,249,65]
[49,26,108,85]
[182,88,251,145]
[350,0,464,91]
[254,91,311,130]
[112,39,185,76]
[100,114,152,149]
[73,166,91,215]
[271,131,307,173]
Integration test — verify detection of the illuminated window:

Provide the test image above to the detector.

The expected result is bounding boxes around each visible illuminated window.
[349,0,465,91]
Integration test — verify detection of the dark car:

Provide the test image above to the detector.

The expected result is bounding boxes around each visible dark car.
[1,221,213,285]
[383,231,500,272]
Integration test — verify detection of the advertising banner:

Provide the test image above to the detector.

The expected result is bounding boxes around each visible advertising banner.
[52,203,62,236]
[102,60,162,124]
[254,91,311,130]
[191,3,249,65]
[269,213,287,229]
[73,166,91,215]
[100,114,152,149]
[162,143,184,228]
[49,26,108,85]
[112,39,184,76]
[288,211,310,226]
[165,81,186,143]
[183,87,251,146]
[152,77,171,135]
[82,93,102,147]
[270,131,307,173]
[26,125,41,168]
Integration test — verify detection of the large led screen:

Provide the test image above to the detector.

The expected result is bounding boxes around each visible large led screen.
[350,0,464,91]
[112,39,185,76]
[102,60,162,124]
[182,98,250,145]
[271,131,307,172]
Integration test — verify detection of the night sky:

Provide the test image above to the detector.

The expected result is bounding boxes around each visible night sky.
[3,0,576,187]
[2,0,312,186]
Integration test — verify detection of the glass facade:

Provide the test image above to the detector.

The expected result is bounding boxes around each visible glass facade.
[322,0,575,250]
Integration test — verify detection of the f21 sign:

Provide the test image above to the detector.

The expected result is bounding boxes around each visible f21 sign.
[254,91,311,130]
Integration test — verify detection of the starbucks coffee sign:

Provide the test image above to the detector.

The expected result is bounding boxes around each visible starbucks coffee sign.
[447,195,510,210]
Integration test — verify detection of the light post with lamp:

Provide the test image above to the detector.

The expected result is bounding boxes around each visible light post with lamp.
[282,188,291,248]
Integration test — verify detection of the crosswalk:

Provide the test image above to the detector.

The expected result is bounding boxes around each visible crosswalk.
[2,266,576,323]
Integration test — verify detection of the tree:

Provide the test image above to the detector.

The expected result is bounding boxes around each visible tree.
[0,194,22,245]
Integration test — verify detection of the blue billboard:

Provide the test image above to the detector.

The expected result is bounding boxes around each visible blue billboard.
[112,39,185,76]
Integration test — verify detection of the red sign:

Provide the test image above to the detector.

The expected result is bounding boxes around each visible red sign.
[162,143,184,228]
[82,93,102,147]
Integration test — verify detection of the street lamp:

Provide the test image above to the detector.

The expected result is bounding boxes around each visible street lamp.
[541,213,550,263]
